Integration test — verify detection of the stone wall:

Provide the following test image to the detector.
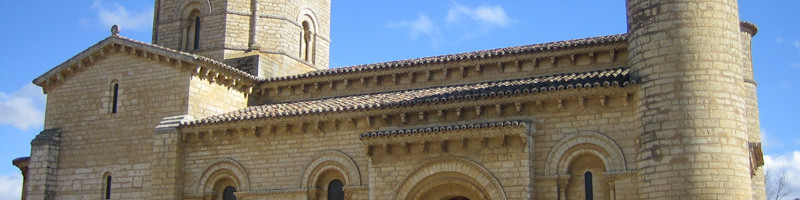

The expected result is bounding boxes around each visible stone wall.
[41,52,195,199]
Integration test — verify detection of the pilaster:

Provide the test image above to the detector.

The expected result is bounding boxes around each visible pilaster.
[150,115,193,200]
[26,129,61,200]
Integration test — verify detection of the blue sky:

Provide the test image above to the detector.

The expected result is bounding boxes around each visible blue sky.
[1,1,799,199]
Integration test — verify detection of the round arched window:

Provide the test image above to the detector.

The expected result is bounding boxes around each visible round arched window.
[328,179,344,200]
[222,186,236,200]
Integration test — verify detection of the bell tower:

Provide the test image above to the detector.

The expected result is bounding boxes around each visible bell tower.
[151,0,331,78]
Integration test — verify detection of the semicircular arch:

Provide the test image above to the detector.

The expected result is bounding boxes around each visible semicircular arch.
[392,157,507,200]
[300,150,362,188]
[545,131,626,176]
[193,158,250,194]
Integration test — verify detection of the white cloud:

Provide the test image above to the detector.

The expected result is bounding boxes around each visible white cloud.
[0,174,22,200]
[765,151,800,198]
[447,3,511,27]
[391,14,437,39]
[0,83,45,131]
[92,0,153,32]
[390,2,512,46]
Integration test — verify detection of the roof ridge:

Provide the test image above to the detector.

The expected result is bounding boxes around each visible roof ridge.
[261,33,628,82]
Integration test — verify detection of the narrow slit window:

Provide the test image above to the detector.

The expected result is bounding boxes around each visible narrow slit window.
[112,83,119,113]
[105,175,112,199]
[584,171,593,200]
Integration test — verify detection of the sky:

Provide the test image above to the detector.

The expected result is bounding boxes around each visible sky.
[1,1,799,199]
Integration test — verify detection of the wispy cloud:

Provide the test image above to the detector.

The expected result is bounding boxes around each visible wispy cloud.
[389,2,512,47]
[0,84,45,131]
[446,3,511,27]
[0,174,22,200]
[91,0,153,32]
[762,129,784,149]
[765,151,800,197]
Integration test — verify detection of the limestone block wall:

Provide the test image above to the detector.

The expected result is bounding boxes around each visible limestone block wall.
[627,0,755,198]
[41,53,194,199]
[187,76,248,119]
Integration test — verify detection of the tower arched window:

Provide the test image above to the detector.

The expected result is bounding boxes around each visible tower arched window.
[222,186,236,200]
[327,179,344,200]
[300,20,314,63]
[584,171,593,200]
[104,175,112,199]
[185,10,202,50]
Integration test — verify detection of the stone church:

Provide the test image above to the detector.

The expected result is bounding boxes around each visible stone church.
[12,0,766,199]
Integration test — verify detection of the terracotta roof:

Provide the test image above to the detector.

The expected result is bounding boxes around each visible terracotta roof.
[183,67,632,127]
[360,120,530,139]
[261,34,628,82]
[33,35,257,86]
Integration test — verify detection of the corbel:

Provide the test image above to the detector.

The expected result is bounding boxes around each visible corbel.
[424,70,431,81]
[550,56,557,67]
[254,126,264,138]
[495,104,503,116]
[557,99,564,109]
[437,109,445,121]
[229,77,236,86]
[501,135,509,147]
[209,72,218,83]
[460,66,467,77]
[392,74,398,84]
[266,125,275,136]
[299,84,307,94]
[181,132,191,142]
[455,108,462,118]
[197,132,206,142]
[515,102,523,113]
[419,142,427,153]
[333,119,341,131]
[245,85,254,95]
[418,112,425,121]
[475,106,482,116]
[56,73,64,82]
[462,138,469,149]
[532,57,539,69]
[480,137,489,148]
[579,97,586,108]
[282,124,291,133]
[475,65,482,73]
[259,87,266,96]
[383,144,391,156]
[599,95,607,107]
[274,86,281,95]
[96,50,106,60]
[313,82,320,90]
[497,62,504,73]
[348,117,356,128]
[403,142,411,154]
[343,79,350,88]
[588,52,596,64]
[623,93,631,106]
[440,140,448,152]
[400,113,407,124]
[366,146,373,156]
[569,54,576,65]
[442,68,449,78]
[244,127,256,138]
[374,76,381,85]
[381,115,389,125]
[609,49,616,61]
[360,77,367,87]
[408,72,415,82]
[315,120,323,132]
[515,60,522,71]
[365,116,372,127]
[329,81,335,89]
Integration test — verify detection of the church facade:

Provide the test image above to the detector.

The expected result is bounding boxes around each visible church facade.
[12,0,766,199]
